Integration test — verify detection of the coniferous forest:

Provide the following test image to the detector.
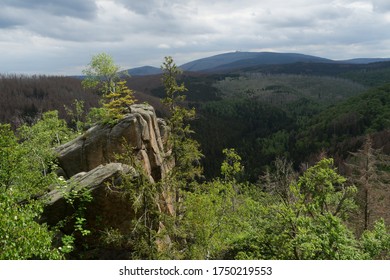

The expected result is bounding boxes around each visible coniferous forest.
[1,54,390,260]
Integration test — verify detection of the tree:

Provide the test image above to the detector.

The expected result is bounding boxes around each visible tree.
[161,56,187,113]
[0,193,63,259]
[82,52,121,95]
[64,99,86,133]
[346,135,390,233]
[177,149,254,259]
[158,56,203,258]
[279,158,360,259]
[221,148,244,182]
[0,121,71,259]
[160,56,202,194]
[261,157,296,204]
[226,158,364,260]
[105,141,160,259]
[361,219,390,259]
[102,80,136,120]
[82,53,135,123]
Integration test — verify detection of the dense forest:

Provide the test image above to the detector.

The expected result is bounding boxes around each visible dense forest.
[1,54,390,260]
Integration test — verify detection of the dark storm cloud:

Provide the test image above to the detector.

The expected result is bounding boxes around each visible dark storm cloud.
[1,0,97,19]
[0,0,101,42]
[0,13,20,28]
[117,0,212,36]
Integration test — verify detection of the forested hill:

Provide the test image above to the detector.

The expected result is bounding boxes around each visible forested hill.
[179,52,333,72]
[0,75,98,126]
[0,74,163,127]
[291,84,390,164]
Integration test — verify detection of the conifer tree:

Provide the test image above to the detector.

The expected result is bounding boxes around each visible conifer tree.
[346,135,390,232]
[159,56,203,257]
[161,56,202,190]
[102,80,136,120]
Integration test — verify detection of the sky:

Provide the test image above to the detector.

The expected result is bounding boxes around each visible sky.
[1,0,390,75]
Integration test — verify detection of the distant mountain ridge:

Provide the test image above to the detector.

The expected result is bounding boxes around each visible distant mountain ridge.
[126,66,162,76]
[180,52,333,72]
[125,51,390,76]
[340,58,390,64]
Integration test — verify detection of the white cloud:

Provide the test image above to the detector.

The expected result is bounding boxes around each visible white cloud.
[0,0,390,74]
[158,43,171,49]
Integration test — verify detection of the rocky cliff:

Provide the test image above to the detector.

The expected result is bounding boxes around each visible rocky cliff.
[55,104,172,182]
[43,104,173,259]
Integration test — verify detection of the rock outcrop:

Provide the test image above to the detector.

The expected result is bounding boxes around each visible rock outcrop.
[42,104,174,258]
[43,163,137,229]
[55,104,172,183]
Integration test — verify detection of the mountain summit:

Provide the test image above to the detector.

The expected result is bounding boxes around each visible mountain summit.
[179,51,333,72]
[125,51,390,76]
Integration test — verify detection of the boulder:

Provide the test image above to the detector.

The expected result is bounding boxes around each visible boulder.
[43,163,138,229]
[55,104,173,183]
[42,162,153,259]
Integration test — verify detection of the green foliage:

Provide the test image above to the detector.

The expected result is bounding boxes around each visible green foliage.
[82,52,121,95]
[14,112,74,205]
[293,84,390,162]
[158,57,205,258]
[360,219,390,259]
[2,112,74,200]
[221,148,244,182]
[295,158,357,219]
[122,168,160,259]
[102,80,136,121]
[226,158,365,260]
[64,99,86,133]
[0,195,62,259]
[214,73,365,108]
[259,130,290,158]
[59,235,75,254]
[104,141,161,259]
[161,56,203,185]
[176,150,254,259]
[0,116,74,259]
[85,107,107,126]
[19,110,73,146]
[82,53,136,124]
[179,179,251,259]
[0,124,19,191]
[161,56,187,110]
[61,186,93,237]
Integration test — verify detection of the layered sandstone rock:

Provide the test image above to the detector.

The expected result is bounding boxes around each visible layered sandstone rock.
[55,104,172,182]
[42,104,174,258]
[43,163,137,228]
